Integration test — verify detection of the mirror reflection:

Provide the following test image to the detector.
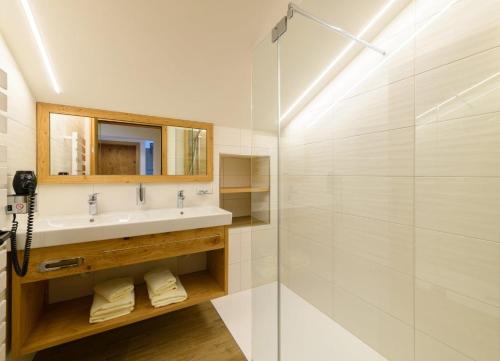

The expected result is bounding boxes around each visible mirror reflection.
[96,121,162,175]
[48,111,210,179]
[49,114,91,176]
[167,127,207,176]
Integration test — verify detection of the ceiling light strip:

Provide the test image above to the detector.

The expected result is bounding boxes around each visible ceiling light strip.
[20,0,61,94]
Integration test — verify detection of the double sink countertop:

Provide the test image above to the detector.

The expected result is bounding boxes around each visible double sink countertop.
[8,206,232,249]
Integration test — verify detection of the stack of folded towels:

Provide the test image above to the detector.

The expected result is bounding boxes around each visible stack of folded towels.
[90,277,135,323]
[144,268,188,308]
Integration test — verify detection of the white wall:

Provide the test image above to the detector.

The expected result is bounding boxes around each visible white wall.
[0,33,36,228]
[0,32,37,361]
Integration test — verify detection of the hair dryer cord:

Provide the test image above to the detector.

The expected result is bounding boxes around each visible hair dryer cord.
[10,186,35,277]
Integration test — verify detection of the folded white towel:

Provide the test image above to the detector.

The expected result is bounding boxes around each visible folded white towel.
[144,268,177,296]
[90,290,135,317]
[147,277,187,308]
[90,306,134,323]
[94,277,134,302]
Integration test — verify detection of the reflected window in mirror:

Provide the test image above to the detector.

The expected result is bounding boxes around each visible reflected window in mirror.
[167,126,207,176]
[49,114,92,176]
[96,121,162,175]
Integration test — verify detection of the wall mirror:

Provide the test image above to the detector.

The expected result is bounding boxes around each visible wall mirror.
[38,103,213,183]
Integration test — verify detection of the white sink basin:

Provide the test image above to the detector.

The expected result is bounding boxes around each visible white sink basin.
[13,206,232,249]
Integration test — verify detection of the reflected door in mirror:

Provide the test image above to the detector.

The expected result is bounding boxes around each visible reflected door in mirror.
[96,121,162,175]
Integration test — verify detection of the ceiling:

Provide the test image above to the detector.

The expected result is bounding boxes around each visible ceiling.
[0,0,290,128]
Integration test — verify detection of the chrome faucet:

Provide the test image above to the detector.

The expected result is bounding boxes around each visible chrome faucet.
[177,190,185,209]
[88,193,98,219]
[137,183,146,205]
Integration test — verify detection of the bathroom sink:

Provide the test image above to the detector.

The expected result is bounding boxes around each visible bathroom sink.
[12,206,232,249]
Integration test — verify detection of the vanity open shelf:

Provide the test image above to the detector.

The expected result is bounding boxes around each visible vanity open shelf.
[10,226,228,357]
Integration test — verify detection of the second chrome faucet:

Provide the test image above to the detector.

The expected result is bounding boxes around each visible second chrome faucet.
[177,190,185,209]
[88,192,98,221]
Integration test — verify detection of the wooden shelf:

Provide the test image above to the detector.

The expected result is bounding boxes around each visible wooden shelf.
[220,186,269,194]
[19,271,225,355]
[230,216,267,229]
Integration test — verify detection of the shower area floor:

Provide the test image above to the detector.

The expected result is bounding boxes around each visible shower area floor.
[213,284,388,361]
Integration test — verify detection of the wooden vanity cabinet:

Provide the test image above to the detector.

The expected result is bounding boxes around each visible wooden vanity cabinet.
[10,226,228,357]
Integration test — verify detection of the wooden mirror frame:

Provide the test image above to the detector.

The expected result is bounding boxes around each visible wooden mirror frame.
[37,103,213,184]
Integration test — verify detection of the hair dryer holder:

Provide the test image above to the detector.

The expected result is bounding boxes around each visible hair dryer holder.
[6,194,38,214]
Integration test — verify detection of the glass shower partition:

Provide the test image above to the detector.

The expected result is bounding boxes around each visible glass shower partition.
[251,0,500,360]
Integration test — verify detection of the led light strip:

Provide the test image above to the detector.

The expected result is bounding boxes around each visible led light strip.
[416,71,500,120]
[279,0,398,122]
[20,0,61,94]
[298,0,461,129]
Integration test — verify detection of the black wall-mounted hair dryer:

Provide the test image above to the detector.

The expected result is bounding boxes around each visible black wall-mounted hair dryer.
[5,171,38,277]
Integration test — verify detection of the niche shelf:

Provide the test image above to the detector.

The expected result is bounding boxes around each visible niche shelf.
[219,186,269,194]
[219,154,270,228]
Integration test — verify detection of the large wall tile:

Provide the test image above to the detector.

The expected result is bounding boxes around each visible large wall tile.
[0,68,6,90]
[416,228,500,307]
[415,177,500,242]
[415,331,474,361]
[0,115,6,134]
[282,175,334,209]
[251,227,277,258]
[0,94,5,112]
[332,247,414,324]
[281,230,333,283]
[282,266,332,315]
[334,127,414,176]
[214,126,241,147]
[333,213,414,275]
[415,279,500,361]
[6,118,36,176]
[37,184,92,216]
[330,284,414,361]
[416,112,500,176]
[282,139,334,176]
[334,176,414,225]
[251,255,277,287]
[415,46,500,125]
[332,77,415,139]
[281,205,334,248]
[416,0,500,73]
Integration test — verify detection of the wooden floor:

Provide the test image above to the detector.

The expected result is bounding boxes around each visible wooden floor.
[34,302,246,361]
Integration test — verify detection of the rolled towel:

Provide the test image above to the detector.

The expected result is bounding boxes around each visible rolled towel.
[94,277,134,302]
[147,277,187,308]
[90,290,135,319]
[144,268,177,296]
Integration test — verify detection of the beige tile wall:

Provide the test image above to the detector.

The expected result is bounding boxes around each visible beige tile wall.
[279,0,500,360]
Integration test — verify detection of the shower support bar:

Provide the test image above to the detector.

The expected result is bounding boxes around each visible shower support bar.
[274,2,386,56]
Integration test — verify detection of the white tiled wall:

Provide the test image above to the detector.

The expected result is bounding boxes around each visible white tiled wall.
[215,126,278,294]
[1,33,37,361]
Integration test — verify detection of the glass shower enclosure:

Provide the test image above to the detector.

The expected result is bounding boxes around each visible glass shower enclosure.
[251,0,500,360]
